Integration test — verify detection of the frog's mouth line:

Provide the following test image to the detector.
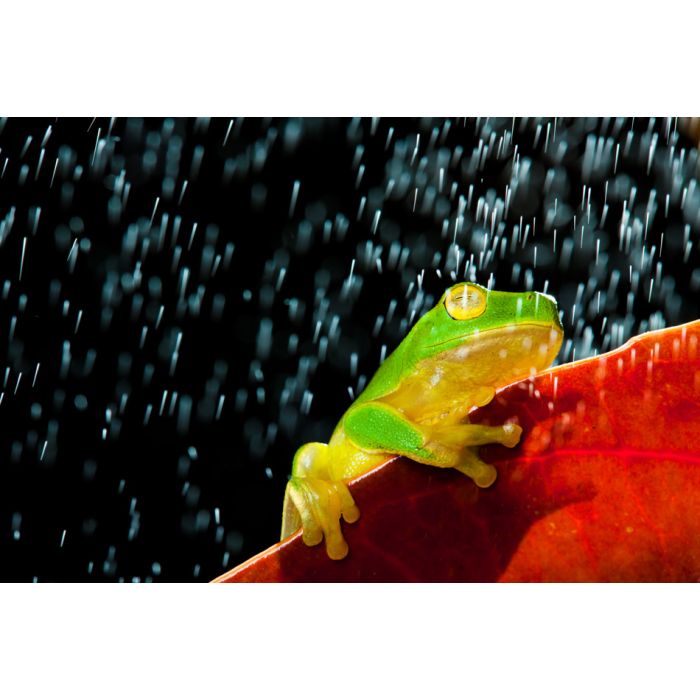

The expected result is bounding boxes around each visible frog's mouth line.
[426,322,563,349]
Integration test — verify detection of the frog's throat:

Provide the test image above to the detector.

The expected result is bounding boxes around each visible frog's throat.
[426,322,564,382]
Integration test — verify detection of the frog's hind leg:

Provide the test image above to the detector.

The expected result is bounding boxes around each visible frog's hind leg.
[281,442,360,560]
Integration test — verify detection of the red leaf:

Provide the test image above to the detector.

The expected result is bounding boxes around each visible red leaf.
[214,320,700,582]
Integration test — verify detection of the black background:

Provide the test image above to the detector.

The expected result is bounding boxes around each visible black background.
[0,117,697,581]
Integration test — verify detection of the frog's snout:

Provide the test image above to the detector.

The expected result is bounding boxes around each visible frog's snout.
[532,291,563,332]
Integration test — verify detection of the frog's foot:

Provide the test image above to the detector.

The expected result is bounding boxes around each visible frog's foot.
[286,477,360,560]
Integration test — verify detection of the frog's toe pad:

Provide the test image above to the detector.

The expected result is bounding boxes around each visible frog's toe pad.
[470,462,498,488]
[325,531,349,560]
[501,423,522,448]
[300,520,323,547]
[342,503,361,524]
[456,457,498,488]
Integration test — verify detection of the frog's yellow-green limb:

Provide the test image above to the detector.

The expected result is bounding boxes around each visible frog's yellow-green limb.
[281,442,360,558]
[281,441,327,541]
[281,442,328,542]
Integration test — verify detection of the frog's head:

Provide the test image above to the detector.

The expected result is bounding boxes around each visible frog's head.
[408,282,564,386]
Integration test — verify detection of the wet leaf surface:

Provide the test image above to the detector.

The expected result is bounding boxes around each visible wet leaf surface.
[214,320,700,582]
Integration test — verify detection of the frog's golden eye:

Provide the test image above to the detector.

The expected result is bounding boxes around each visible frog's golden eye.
[444,284,487,320]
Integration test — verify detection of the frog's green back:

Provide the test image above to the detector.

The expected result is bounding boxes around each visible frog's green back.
[353,334,410,405]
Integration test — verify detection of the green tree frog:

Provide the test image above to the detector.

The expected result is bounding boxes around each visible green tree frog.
[281,282,564,560]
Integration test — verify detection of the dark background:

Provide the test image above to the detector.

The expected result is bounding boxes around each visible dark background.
[0,117,698,581]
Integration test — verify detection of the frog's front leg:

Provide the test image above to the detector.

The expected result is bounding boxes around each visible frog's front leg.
[281,442,360,560]
[344,402,521,487]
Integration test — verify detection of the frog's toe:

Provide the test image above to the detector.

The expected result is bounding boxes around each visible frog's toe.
[472,463,498,488]
[313,482,354,559]
[324,528,349,561]
[501,423,522,448]
[300,517,323,547]
[336,481,361,524]
[455,454,498,488]
[342,504,360,524]
[287,479,323,546]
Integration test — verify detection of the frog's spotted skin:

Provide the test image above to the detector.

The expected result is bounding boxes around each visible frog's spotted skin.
[281,282,564,560]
